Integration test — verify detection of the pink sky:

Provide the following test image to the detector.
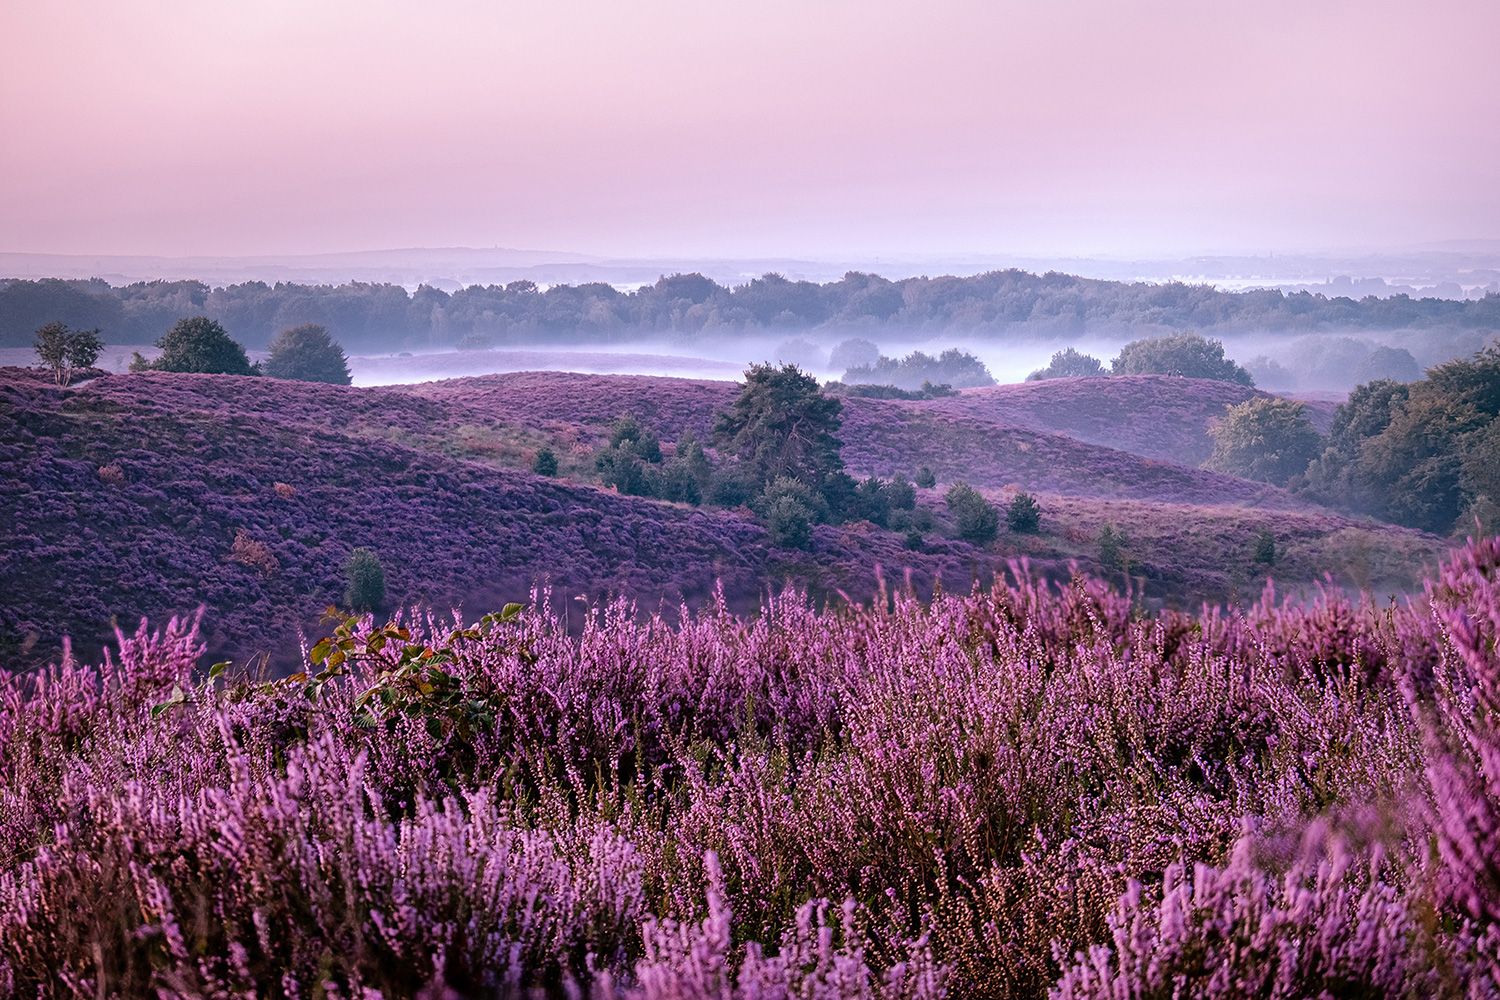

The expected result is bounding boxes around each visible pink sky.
[2,0,1497,259]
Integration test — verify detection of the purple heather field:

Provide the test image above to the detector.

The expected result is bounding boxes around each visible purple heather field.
[2,352,1495,998]
[7,1,1500,993]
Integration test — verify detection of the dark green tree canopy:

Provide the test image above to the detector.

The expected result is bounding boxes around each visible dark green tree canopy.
[1006,492,1042,533]
[151,317,256,375]
[714,364,844,490]
[1298,347,1500,533]
[1204,397,1323,487]
[531,448,559,477]
[1111,333,1254,386]
[263,324,352,384]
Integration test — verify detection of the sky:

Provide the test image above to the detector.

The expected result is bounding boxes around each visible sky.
[1,0,1497,260]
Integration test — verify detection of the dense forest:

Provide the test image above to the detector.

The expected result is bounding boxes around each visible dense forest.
[2,270,1497,352]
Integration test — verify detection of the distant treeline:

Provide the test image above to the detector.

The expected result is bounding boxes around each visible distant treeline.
[2,270,1497,351]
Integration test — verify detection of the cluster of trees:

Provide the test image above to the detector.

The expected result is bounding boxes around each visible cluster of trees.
[579,364,1033,551]
[1028,334,1255,385]
[1300,347,1500,533]
[827,381,959,400]
[944,485,1042,544]
[1201,345,1500,533]
[31,315,354,385]
[7,270,1495,351]
[841,349,995,390]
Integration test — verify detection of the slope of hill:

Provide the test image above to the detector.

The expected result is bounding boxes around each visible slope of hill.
[411,372,1318,508]
[0,368,1449,669]
[919,375,1339,464]
[0,370,995,667]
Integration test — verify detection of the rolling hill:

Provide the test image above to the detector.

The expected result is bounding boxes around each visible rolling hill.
[0,367,1449,669]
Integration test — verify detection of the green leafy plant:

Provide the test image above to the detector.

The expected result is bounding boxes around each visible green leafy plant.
[344,547,387,614]
[1007,492,1042,533]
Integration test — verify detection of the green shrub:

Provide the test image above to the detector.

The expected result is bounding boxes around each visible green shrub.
[1253,530,1277,566]
[262,324,352,385]
[1026,348,1105,381]
[149,317,256,375]
[714,364,843,491]
[344,547,387,615]
[886,476,917,511]
[1006,492,1042,533]
[946,482,999,544]
[915,466,937,489]
[531,448,559,476]
[1099,524,1131,574]
[756,477,824,550]
[1205,398,1322,486]
[1111,333,1254,386]
[35,322,104,386]
[654,463,703,505]
[856,477,891,527]
[608,415,662,463]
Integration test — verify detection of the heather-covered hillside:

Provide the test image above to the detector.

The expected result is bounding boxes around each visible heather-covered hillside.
[1,367,1448,667]
[412,372,1322,507]
[0,370,991,667]
[923,375,1339,465]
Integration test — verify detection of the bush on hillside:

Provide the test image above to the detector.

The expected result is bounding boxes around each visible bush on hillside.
[262,324,353,385]
[1111,333,1254,386]
[946,482,999,544]
[886,475,917,511]
[830,380,959,400]
[1098,523,1131,573]
[1205,397,1323,487]
[915,466,937,489]
[855,476,892,527]
[1253,530,1277,566]
[755,476,825,550]
[1006,491,1042,533]
[1300,347,1500,532]
[715,364,844,492]
[531,448,559,476]
[147,316,257,375]
[344,547,387,614]
[1026,347,1106,381]
[844,348,995,390]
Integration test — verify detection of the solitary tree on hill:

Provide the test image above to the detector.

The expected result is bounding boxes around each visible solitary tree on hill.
[149,317,256,375]
[946,482,1000,544]
[1112,333,1254,386]
[263,324,352,384]
[714,364,844,490]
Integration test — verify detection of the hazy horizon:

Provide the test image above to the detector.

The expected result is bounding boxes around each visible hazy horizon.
[4,0,1499,261]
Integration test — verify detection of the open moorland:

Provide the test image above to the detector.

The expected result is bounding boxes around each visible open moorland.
[1,365,1448,669]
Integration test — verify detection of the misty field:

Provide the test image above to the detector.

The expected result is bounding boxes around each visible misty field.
[3,538,1500,996]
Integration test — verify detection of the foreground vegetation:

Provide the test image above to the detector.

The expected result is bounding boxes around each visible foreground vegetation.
[2,538,1499,996]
